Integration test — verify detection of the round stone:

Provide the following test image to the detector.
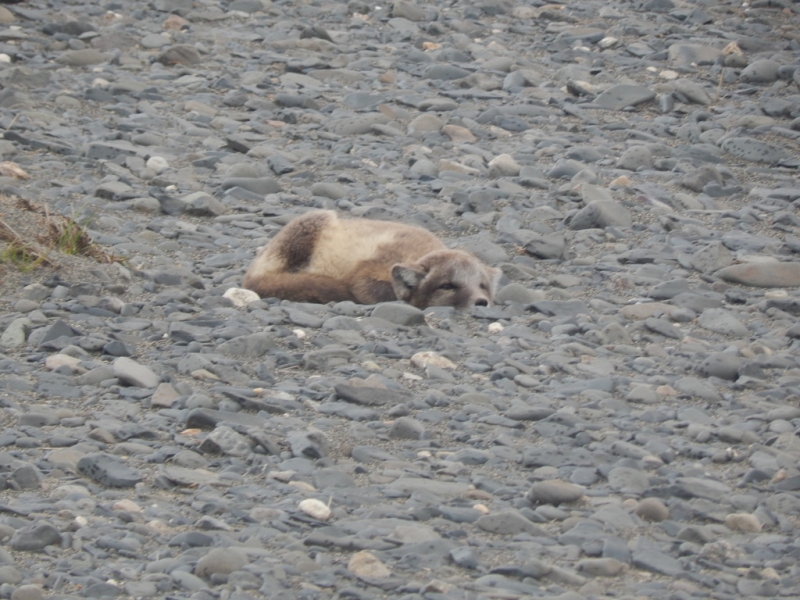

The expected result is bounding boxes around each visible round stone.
[635,498,670,522]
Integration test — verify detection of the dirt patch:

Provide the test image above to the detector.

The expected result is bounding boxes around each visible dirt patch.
[0,193,126,312]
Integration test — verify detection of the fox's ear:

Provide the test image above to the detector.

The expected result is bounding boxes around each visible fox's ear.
[391,264,426,300]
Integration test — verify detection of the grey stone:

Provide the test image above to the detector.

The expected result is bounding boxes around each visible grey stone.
[77,453,142,487]
[195,548,247,578]
[697,308,749,336]
[715,262,800,288]
[0,318,31,349]
[371,303,426,326]
[495,283,539,304]
[740,59,781,83]
[697,353,743,380]
[631,537,683,576]
[112,357,160,388]
[475,510,549,536]
[327,113,389,135]
[335,383,411,406]
[449,546,480,569]
[10,524,62,552]
[616,146,652,171]
[674,377,722,401]
[424,64,471,80]
[593,85,655,110]
[158,44,201,66]
[56,49,107,66]
[672,79,712,105]
[570,200,632,230]
[681,165,723,192]
[218,333,277,357]
[690,242,733,273]
[527,480,585,505]
[525,233,565,259]
[667,43,722,66]
[198,425,252,457]
[389,417,429,440]
[720,137,790,164]
[608,467,650,495]
[310,182,348,200]
[182,191,228,216]
[287,431,329,459]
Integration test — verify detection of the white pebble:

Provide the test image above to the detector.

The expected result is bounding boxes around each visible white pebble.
[488,322,504,334]
[73,516,88,528]
[145,156,170,174]
[0,54,10,64]
[411,351,455,370]
[298,498,331,521]
[292,329,307,339]
[223,287,260,307]
[45,354,83,371]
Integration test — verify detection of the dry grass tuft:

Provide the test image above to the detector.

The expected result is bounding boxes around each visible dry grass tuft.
[0,197,124,273]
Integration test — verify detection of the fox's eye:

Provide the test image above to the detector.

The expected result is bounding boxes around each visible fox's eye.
[480,283,489,291]
[439,283,458,291]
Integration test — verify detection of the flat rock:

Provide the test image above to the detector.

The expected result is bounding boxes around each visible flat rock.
[475,510,549,537]
[335,383,411,406]
[696,308,749,337]
[715,262,800,287]
[668,43,722,66]
[10,524,62,552]
[720,137,790,164]
[740,59,781,83]
[112,357,160,388]
[56,49,107,66]
[570,200,632,229]
[593,85,655,110]
[631,537,683,576]
[527,480,585,505]
[194,548,247,578]
[77,453,142,487]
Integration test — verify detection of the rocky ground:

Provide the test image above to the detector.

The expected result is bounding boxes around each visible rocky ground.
[0,0,799,598]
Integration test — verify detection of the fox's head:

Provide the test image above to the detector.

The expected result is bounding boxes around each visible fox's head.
[391,250,501,311]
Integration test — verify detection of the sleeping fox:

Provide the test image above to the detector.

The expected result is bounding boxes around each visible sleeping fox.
[242,210,501,310]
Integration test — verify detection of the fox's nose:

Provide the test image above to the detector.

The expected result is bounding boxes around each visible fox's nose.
[474,298,488,307]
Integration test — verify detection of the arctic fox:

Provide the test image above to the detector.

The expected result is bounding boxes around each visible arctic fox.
[242,210,500,310]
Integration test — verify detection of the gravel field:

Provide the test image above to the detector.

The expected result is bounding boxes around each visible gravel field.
[0,0,799,599]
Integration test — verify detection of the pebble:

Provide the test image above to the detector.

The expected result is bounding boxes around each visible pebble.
[76,453,143,488]
[635,498,670,522]
[194,548,247,579]
[112,357,160,388]
[716,262,800,288]
[10,524,61,552]
[724,513,762,532]
[298,498,332,521]
[348,551,391,579]
[720,137,791,164]
[527,480,585,505]
[0,1,798,599]
[740,59,781,83]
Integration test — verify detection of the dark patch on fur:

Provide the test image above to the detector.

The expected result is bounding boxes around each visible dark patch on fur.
[353,278,396,304]
[278,212,328,272]
[348,260,398,304]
